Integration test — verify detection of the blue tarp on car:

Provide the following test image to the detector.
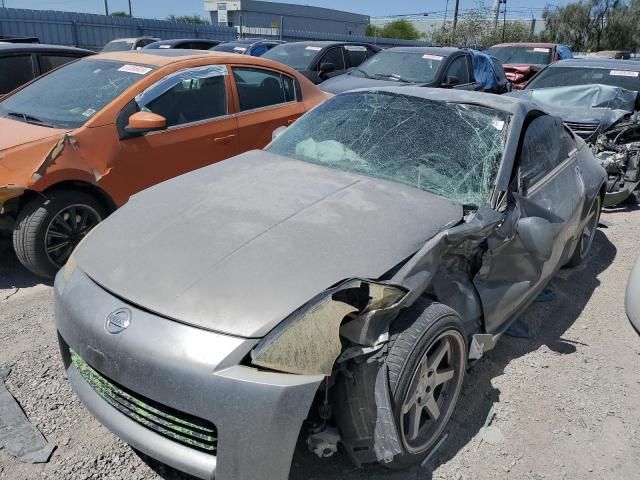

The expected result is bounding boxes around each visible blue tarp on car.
[557,45,573,60]
[470,49,508,93]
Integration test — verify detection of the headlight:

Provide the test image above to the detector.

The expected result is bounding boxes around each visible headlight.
[250,279,407,376]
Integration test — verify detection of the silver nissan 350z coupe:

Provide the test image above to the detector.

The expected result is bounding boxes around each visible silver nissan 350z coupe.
[55,87,606,480]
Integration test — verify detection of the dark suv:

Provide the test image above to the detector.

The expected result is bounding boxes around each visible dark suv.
[0,43,94,95]
[262,41,380,84]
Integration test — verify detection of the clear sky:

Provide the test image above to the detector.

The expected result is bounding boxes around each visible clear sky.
[5,0,567,20]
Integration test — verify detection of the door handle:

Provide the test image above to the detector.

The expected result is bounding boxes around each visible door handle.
[287,118,296,125]
[213,134,236,144]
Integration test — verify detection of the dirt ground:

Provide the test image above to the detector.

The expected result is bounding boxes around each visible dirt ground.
[1,206,639,480]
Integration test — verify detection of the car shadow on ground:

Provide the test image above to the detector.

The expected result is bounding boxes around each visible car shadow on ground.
[137,231,616,480]
[0,238,50,291]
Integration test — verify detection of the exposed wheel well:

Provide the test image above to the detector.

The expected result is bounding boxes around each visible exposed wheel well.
[20,181,117,215]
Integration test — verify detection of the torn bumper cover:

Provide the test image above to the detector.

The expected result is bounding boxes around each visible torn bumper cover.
[54,268,323,480]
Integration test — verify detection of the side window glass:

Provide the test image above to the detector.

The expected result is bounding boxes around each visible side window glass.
[366,48,378,59]
[138,66,228,127]
[0,55,35,93]
[445,56,470,84]
[519,115,570,191]
[345,46,367,68]
[41,55,77,72]
[319,48,345,71]
[233,67,295,111]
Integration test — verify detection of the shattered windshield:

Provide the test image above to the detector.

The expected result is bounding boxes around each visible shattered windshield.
[351,51,442,84]
[262,44,321,70]
[0,59,153,129]
[486,46,553,66]
[267,91,508,208]
[526,66,640,91]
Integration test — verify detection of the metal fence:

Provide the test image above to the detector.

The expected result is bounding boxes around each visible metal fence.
[0,8,237,51]
[0,7,430,51]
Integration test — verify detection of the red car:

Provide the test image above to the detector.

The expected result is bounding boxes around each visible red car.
[486,43,572,89]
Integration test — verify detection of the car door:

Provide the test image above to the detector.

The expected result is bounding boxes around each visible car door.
[443,54,476,90]
[103,65,240,199]
[230,65,305,149]
[316,47,347,80]
[474,115,585,333]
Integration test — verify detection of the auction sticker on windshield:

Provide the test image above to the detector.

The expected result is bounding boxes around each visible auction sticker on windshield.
[118,65,153,75]
[533,47,550,52]
[422,54,443,60]
[610,70,639,77]
[306,46,322,51]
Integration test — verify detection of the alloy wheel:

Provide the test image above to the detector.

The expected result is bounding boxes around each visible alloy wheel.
[399,330,465,453]
[580,197,601,259]
[45,204,101,267]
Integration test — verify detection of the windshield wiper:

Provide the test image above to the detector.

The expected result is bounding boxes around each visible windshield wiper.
[352,68,373,79]
[6,111,55,128]
[373,73,413,83]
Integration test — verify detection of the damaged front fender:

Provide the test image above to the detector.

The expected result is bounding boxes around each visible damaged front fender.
[250,279,407,376]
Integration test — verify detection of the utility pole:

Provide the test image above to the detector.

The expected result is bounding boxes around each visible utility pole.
[1,0,6,8]
[501,0,507,42]
[104,0,109,16]
[128,0,132,17]
[443,0,449,27]
[452,0,460,42]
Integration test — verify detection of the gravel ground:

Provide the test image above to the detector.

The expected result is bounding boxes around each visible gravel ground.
[1,206,639,480]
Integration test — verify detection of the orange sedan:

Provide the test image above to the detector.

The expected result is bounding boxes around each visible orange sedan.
[0,49,330,277]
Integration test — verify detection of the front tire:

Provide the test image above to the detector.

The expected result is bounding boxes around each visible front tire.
[13,190,105,278]
[385,302,467,468]
[334,301,467,469]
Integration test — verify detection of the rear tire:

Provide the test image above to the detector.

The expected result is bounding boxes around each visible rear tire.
[566,195,601,268]
[13,190,105,279]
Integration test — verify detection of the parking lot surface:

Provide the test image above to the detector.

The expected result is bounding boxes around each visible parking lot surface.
[1,206,639,480]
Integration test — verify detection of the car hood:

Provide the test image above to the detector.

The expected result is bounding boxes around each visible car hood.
[0,117,68,151]
[74,150,463,338]
[320,74,415,94]
[0,117,70,186]
[510,84,637,132]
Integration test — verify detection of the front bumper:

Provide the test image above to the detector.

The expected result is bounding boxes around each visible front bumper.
[55,267,323,480]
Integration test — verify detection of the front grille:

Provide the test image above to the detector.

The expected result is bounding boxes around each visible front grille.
[71,351,218,454]
[564,121,600,139]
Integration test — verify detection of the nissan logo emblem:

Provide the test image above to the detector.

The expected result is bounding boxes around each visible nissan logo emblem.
[105,308,131,334]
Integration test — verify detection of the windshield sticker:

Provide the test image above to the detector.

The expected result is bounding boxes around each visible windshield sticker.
[81,108,97,118]
[159,45,171,49]
[118,64,152,75]
[533,47,550,52]
[610,70,639,77]
[345,45,366,52]
[233,46,247,52]
[306,46,322,51]
[492,120,505,130]
[422,54,443,60]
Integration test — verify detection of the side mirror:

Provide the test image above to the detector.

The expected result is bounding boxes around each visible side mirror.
[272,125,287,141]
[442,75,460,87]
[125,111,167,135]
[319,62,336,73]
[516,216,554,260]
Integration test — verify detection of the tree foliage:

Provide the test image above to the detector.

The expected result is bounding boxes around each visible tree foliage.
[541,0,638,52]
[429,5,535,48]
[111,11,131,17]
[166,14,210,24]
[366,19,422,40]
